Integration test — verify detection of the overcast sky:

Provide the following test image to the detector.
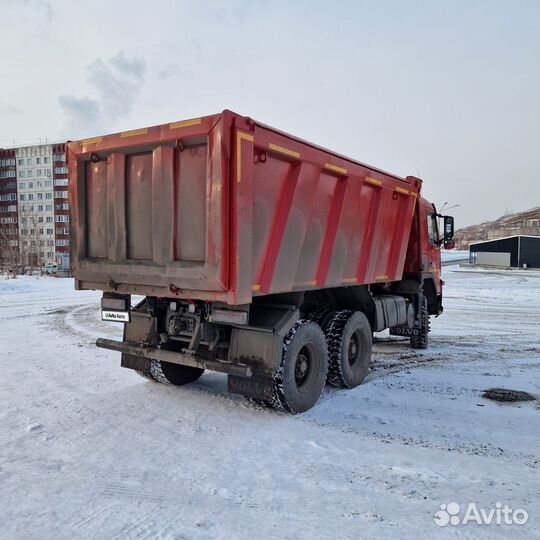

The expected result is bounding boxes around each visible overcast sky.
[1,0,538,227]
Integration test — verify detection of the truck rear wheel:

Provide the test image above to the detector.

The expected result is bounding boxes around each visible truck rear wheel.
[307,307,334,330]
[410,297,429,350]
[271,320,328,414]
[326,310,372,388]
[149,360,204,386]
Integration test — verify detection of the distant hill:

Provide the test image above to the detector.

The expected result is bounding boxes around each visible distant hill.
[454,207,540,249]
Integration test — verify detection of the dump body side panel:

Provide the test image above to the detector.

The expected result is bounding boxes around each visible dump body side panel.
[233,117,422,304]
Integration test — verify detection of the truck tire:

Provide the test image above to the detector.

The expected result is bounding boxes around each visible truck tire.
[307,307,334,330]
[271,320,328,414]
[326,310,372,388]
[410,297,429,350]
[149,360,204,386]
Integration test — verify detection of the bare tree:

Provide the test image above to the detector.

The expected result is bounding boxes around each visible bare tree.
[18,205,52,275]
[0,221,20,277]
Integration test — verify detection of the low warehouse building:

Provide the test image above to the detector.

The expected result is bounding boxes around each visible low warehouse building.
[469,235,540,268]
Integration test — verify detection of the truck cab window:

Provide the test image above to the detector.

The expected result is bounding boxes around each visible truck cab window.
[427,214,439,245]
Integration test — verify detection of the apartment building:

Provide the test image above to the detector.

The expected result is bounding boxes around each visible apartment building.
[16,144,56,266]
[52,144,70,270]
[0,149,19,267]
[7,142,68,269]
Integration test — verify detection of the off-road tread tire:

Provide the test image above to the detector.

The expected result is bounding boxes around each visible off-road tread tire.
[326,310,372,388]
[410,297,429,349]
[270,320,328,414]
[306,307,334,331]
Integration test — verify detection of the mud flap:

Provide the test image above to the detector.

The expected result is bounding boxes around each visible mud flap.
[226,306,298,400]
[121,301,159,377]
[390,293,421,337]
[226,328,282,400]
[121,353,153,373]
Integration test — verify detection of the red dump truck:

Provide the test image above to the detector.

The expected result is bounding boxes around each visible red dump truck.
[68,110,455,413]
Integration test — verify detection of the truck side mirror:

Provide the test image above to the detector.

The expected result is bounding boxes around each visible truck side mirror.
[443,216,454,239]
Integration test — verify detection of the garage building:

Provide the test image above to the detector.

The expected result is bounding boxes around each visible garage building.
[469,235,540,268]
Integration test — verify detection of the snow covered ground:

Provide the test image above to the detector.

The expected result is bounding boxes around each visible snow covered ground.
[0,266,538,540]
[441,249,469,264]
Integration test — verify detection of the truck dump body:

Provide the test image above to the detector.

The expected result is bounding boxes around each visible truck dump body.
[68,110,422,305]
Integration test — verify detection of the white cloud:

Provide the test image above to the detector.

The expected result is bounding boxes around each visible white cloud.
[58,51,146,138]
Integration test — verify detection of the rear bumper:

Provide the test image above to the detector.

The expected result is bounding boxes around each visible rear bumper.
[95,338,252,378]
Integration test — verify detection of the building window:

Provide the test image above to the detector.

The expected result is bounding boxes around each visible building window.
[19,194,26,201]
[27,170,33,177]
[20,182,26,189]
[46,204,52,211]
[27,158,32,165]
[45,193,52,199]
[45,180,52,187]
[28,182,33,188]
[19,171,25,178]
[37,169,42,176]
[44,157,50,164]
[36,157,41,164]
[45,169,51,177]
[46,216,53,223]
[18,159,24,166]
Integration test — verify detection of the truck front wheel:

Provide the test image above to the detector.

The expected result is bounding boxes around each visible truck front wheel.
[271,320,328,414]
[410,297,429,350]
[326,311,372,388]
